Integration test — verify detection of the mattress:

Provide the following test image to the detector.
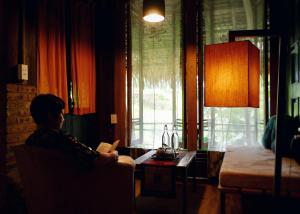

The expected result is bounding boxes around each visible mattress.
[219,145,300,193]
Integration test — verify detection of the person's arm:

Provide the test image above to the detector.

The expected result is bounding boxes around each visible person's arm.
[59,132,99,168]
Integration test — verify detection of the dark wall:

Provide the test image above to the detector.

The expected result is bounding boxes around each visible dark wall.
[269,0,300,118]
[0,0,38,86]
[0,0,4,79]
[0,0,20,81]
[0,0,22,213]
[288,0,300,116]
[23,0,37,86]
[286,0,300,117]
[0,1,6,209]
[0,0,44,193]
[62,114,99,149]
[95,0,117,143]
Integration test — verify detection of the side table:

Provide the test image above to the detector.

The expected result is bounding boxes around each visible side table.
[135,150,196,213]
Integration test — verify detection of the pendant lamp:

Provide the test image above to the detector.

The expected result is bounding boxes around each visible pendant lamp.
[143,0,165,23]
[204,40,260,108]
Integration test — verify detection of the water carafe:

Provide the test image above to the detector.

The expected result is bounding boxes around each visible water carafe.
[162,124,170,148]
[171,125,179,151]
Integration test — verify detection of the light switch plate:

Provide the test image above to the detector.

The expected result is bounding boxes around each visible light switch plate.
[18,64,28,80]
[110,114,117,124]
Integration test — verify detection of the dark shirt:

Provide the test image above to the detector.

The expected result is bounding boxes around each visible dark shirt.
[25,129,99,169]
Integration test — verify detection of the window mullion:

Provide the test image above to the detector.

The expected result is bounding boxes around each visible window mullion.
[138,16,144,145]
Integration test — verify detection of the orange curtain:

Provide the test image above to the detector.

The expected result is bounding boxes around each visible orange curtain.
[70,1,96,115]
[37,0,69,113]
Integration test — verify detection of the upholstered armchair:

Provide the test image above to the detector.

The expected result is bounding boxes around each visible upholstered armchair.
[14,144,135,214]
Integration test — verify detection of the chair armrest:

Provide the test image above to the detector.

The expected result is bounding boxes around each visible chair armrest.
[118,155,136,169]
[78,156,135,214]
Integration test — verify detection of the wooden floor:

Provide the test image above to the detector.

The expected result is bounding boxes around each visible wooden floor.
[134,179,300,214]
[134,179,234,214]
[5,177,300,214]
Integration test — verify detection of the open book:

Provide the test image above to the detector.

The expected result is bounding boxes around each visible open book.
[96,140,120,153]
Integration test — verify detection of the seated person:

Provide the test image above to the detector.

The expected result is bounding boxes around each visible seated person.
[26,94,118,169]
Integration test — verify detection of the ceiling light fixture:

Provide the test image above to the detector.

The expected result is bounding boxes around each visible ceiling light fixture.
[143,0,165,23]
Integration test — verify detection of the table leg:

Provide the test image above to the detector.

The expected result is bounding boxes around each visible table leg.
[133,174,136,210]
[182,168,187,214]
[193,157,196,192]
[140,166,145,196]
[220,191,225,214]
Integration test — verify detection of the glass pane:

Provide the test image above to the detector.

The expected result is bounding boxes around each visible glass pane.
[130,0,183,149]
[202,0,265,151]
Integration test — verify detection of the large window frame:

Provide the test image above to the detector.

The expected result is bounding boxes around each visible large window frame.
[127,0,199,150]
[199,0,267,151]
[129,0,184,149]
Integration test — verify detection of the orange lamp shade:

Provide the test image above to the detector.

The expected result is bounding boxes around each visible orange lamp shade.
[204,41,260,108]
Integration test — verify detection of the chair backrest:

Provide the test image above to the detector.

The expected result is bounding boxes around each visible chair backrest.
[14,144,135,214]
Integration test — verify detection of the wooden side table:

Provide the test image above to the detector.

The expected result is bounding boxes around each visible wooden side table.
[135,150,196,213]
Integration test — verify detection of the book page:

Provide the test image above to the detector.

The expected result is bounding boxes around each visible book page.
[110,139,120,152]
[96,142,112,153]
[96,140,119,153]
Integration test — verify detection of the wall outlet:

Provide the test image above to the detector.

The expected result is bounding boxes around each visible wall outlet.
[18,64,28,80]
[110,114,117,124]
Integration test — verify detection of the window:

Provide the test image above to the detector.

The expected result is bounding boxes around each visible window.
[202,0,266,151]
[130,0,183,149]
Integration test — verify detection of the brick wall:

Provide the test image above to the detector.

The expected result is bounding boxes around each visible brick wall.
[5,83,36,184]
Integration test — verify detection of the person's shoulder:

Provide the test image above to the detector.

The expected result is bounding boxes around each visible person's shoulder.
[26,129,62,146]
[25,131,37,145]
[57,130,79,144]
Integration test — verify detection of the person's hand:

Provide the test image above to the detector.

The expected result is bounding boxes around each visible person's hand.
[109,150,119,160]
[97,151,118,165]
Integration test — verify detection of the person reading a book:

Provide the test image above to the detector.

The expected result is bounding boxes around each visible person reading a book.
[25,94,118,169]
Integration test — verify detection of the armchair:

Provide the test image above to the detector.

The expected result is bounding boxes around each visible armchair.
[14,144,135,214]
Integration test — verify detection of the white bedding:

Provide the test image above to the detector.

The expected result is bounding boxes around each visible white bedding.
[219,146,300,193]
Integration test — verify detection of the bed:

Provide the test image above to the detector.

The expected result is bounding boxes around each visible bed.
[218,145,300,213]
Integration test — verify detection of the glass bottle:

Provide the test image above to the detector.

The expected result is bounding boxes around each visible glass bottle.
[171,125,179,151]
[162,124,170,148]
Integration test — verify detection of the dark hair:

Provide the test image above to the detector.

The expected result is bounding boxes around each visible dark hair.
[30,94,65,124]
